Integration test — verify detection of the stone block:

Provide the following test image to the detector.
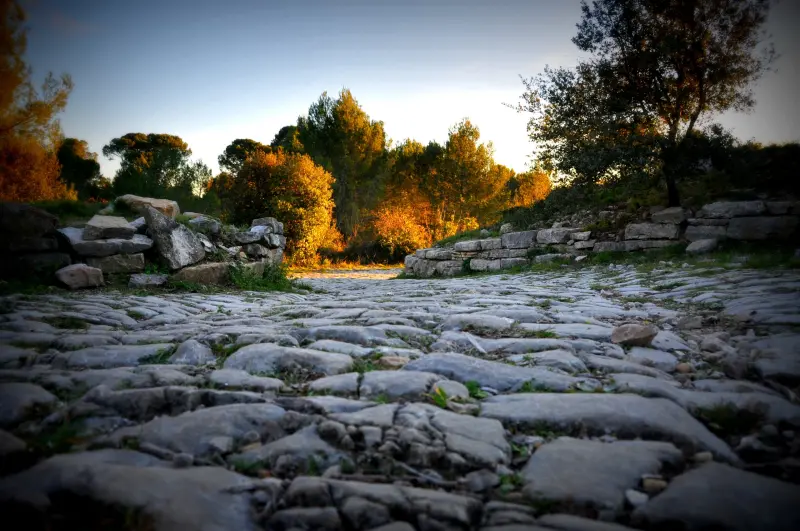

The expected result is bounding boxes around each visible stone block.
[537,228,577,244]
[434,260,462,276]
[687,218,729,226]
[58,227,153,257]
[479,238,503,250]
[116,194,180,218]
[651,207,688,224]
[55,264,104,290]
[697,201,765,218]
[453,240,481,252]
[469,259,502,272]
[572,231,592,241]
[501,230,538,249]
[573,240,595,250]
[172,262,230,285]
[624,223,680,240]
[623,240,677,252]
[425,249,453,260]
[534,253,570,263]
[404,255,419,269]
[86,253,145,274]
[726,216,798,241]
[593,242,625,253]
[251,217,284,235]
[83,215,135,241]
[685,225,727,242]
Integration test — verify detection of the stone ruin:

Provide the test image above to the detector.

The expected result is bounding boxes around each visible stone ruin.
[0,195,286,290]
[405,200,800,278]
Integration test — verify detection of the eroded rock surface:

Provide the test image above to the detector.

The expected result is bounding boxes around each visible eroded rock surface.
[0,261,798,530]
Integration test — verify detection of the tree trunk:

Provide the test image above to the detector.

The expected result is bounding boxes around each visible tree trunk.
[661,144,681,207]
[665,173,680,207]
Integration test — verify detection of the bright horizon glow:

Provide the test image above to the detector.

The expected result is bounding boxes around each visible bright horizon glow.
[22,0,800,179]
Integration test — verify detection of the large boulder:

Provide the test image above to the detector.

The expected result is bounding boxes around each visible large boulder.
[187,216,221,236]
[143,207,205,270]
[116,194,180,218]
[83,215,136,241]
[55,264,104,289]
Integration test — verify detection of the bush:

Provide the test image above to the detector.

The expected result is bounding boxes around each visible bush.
[227,150,334,263]
[0,136,76,203]
[371,203,431,258]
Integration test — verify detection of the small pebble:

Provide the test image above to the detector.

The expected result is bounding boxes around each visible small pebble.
[173,453,194,468]
[760,424,779,438]
[675,362,693,374]
[642,477,668,494]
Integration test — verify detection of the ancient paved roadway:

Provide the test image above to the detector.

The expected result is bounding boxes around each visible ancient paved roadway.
[1,263,799,530]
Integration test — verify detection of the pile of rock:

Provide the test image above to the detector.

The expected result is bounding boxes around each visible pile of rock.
[1,196,287,290]
[405,200,799,278]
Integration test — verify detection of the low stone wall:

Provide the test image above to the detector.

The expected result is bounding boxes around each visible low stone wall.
[0,198,287,289]
[405,200,799,278]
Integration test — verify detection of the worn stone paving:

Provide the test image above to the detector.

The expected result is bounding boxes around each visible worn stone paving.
[1,261,799,530]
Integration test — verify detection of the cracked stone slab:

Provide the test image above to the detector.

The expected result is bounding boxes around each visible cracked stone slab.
[480,393,739,463]
[631,462,800,531]
[521,437,683,513]
[403,352,595,392]
[52,343,176,369]
[223,344,353,375]
[0,450,259,531]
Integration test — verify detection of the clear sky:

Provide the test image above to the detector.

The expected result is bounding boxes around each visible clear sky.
[22,0,800,178]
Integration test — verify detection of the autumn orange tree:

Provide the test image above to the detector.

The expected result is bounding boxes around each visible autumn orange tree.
[229,149,334,262]
[0,0,75,202]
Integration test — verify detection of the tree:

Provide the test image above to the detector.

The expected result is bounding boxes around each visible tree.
[228,150,334,262]
[515,0,775,205]
[0,0,74,202]
[508,164,552,207]
[218,138,270,174]
[103,133,192,196]
[57,138,101,198]
[422,119,509,237]
[297,89,388,237]
[270,125,304,153]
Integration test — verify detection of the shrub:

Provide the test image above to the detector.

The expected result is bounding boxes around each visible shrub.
[371,203,431,258]
[227,150,334,263]
[229,262,295,292]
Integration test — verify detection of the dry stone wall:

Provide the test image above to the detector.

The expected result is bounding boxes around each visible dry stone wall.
[0,198,287,290]
[405,200,800,277]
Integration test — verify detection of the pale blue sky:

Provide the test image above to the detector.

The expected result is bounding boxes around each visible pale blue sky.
[23,0,800,178]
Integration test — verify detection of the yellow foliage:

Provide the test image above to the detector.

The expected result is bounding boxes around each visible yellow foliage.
[510,167,552,207]
[372,202,431,257]
[0,135,75,202]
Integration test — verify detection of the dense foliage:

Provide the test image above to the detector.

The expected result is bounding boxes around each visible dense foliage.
[227,150,335,263]
[0,0,75,202]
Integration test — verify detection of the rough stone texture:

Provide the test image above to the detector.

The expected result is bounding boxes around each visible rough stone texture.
[624,223,680,240]
[143,206,205,270]
[632,462,800,531]
[129,273,169,287]
[55,264,104,289]
[651,207,687,224]
[86,253,145,274]
[188,216,222,235]
[0,202,59,250]
[481,393,738,463]
[685,224,727,241]
[58,227,153,257]
[697,200,766,218]
[593,242,625,253]
[83,215,136,241]
[501,230,538,249]
[171,262,230,285]
[116,194,180,218]
[685,239,718,255]
[522,437,683,512]
[726,216,798,241]
[537,228,577,244]
[251,216,284,234]
[611,324,658,347]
